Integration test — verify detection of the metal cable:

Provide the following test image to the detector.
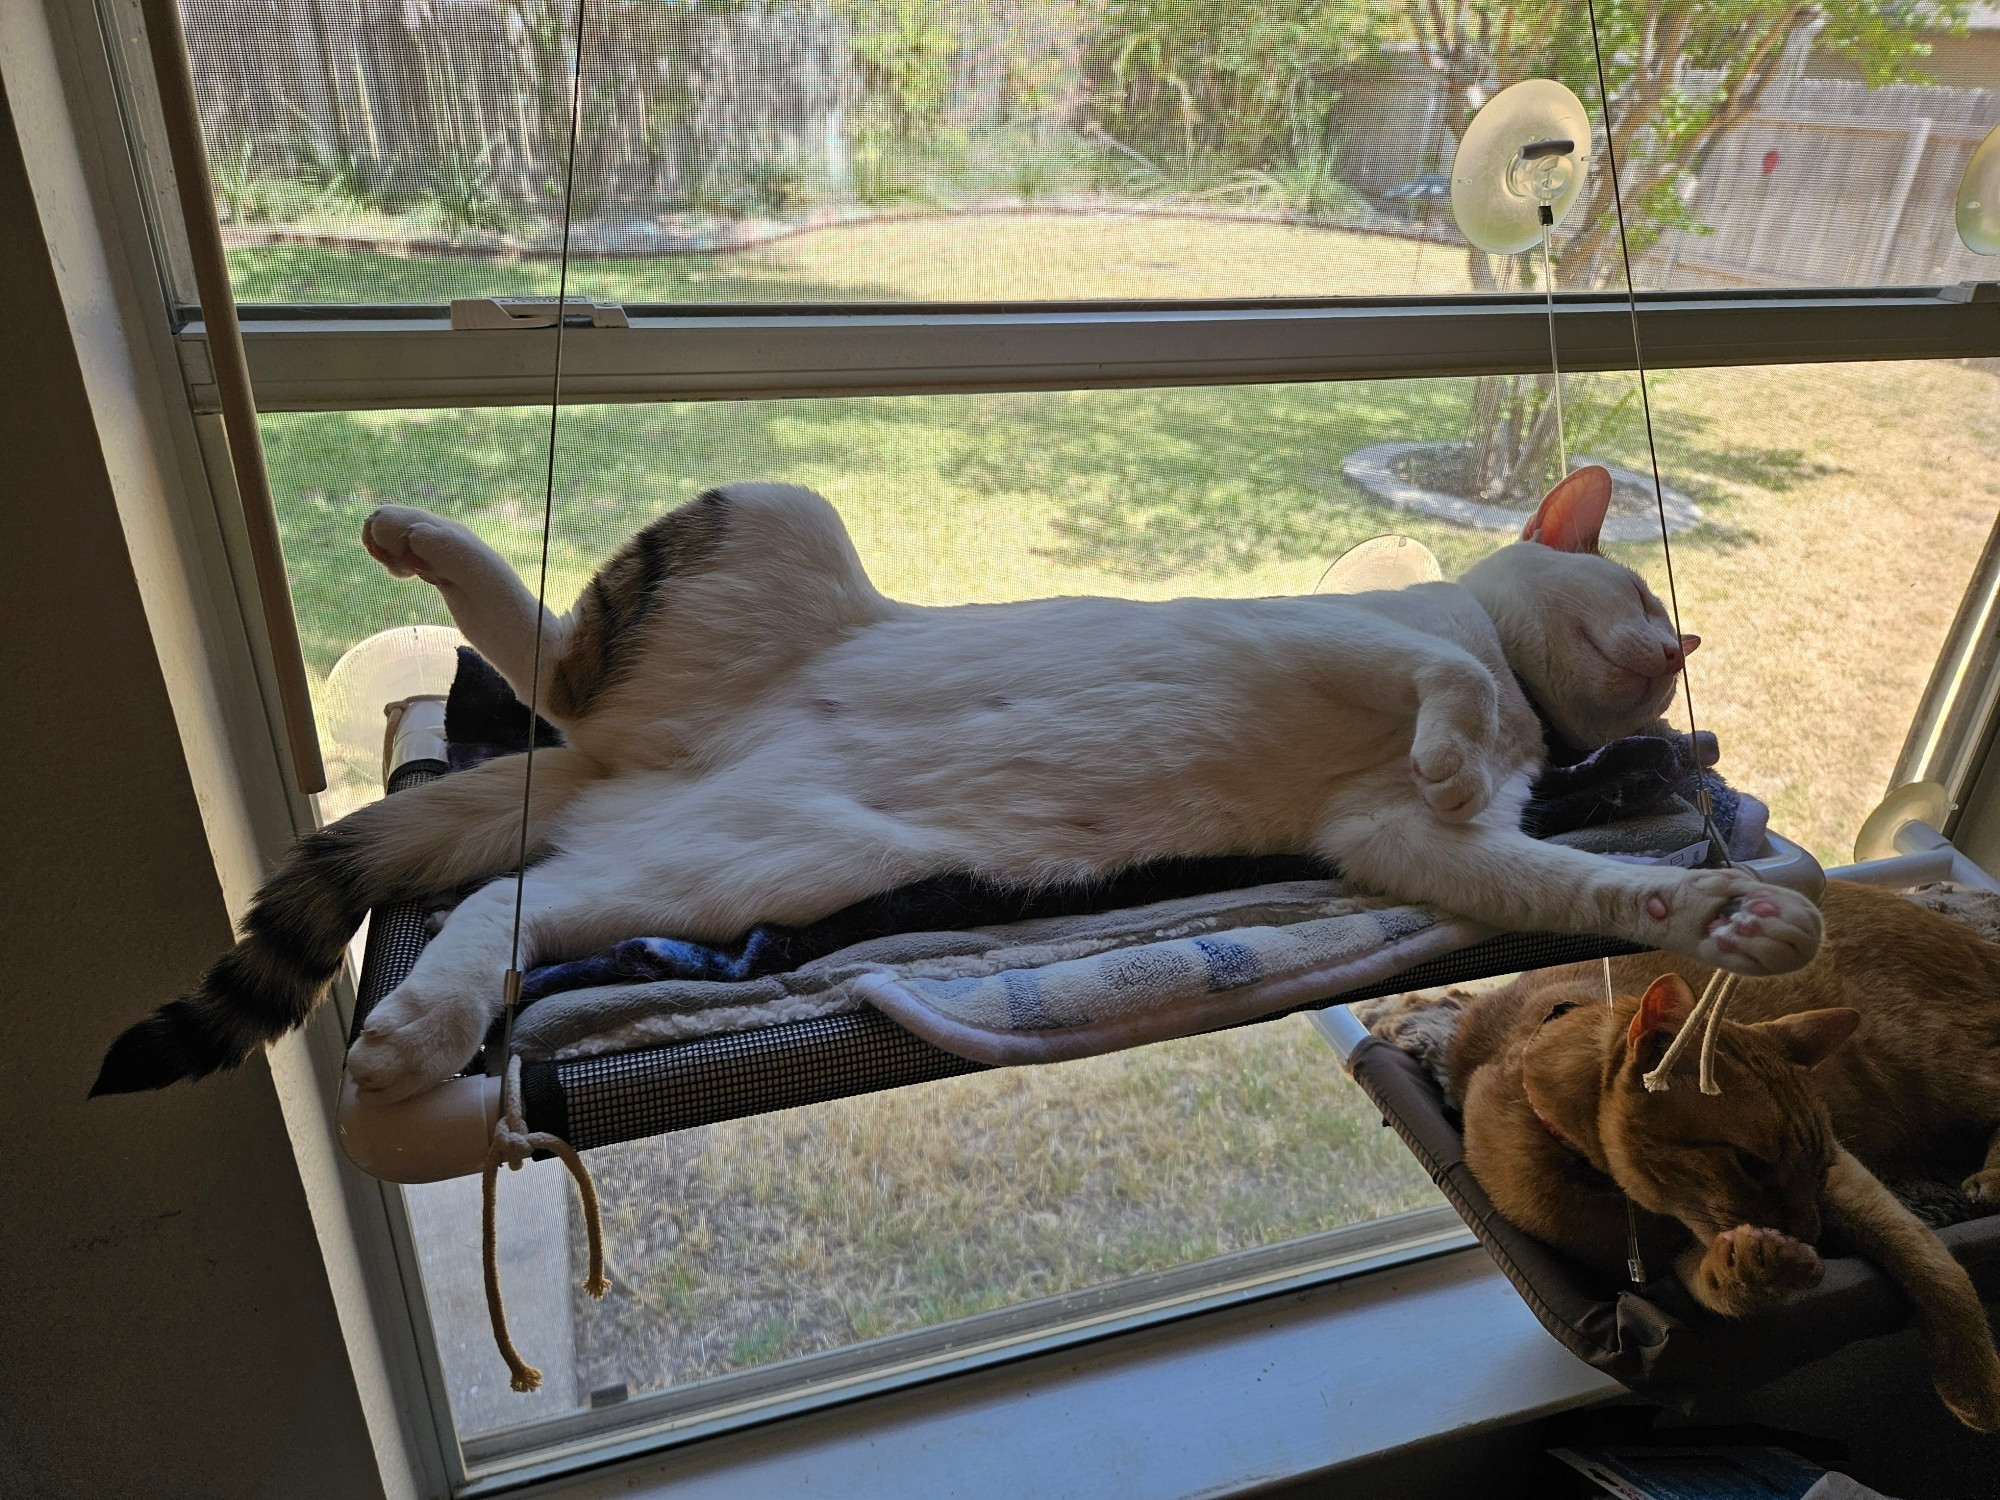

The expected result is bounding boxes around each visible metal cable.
[1581,0,1736,869]
[501,0,593,1060]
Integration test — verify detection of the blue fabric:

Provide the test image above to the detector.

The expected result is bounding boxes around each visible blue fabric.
[519,928,789,1003]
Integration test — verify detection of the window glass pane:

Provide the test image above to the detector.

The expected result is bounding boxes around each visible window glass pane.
[180,1,1998,308]
[264,356,1999,1447]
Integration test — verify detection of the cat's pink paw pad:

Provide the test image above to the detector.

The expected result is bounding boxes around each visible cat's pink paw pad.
[1706,1224,1822,1313]
[1687,875,1821,978]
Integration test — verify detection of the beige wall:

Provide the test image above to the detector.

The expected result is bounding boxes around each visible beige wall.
[0,79,393,1499]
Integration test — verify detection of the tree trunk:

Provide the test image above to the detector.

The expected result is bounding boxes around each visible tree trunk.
[1464,372,1563,502]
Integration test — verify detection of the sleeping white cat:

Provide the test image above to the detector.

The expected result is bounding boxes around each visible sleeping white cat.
[92,466,1819,1101]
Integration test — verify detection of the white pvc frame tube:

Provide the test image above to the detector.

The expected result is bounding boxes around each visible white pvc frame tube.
[337,1074,501,1185]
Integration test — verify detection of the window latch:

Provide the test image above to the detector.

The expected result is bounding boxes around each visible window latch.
[449,296,630,329]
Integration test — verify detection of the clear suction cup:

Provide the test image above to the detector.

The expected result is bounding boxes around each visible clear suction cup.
[1854,780,1952,864]
[1959,120,2000,257]
[1316,535,1443,594]
[1452,80,1592,255]
[323,624,463,789]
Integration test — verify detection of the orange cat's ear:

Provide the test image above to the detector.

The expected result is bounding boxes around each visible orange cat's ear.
[1756,1008,1861,1069]
[1626,973,1695,1061]
[1520,466,1612,553]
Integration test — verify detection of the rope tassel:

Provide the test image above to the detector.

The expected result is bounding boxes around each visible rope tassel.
[482,1056,608,1394]
[1642,969,1738,1095]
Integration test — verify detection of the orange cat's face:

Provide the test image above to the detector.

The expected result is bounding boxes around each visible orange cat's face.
[1597,976,1859,1247]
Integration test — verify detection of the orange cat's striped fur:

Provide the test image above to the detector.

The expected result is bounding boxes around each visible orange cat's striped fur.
[1442,881,2000,1428]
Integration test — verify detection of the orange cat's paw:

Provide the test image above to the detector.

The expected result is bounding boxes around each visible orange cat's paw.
[1932,1340,2000,1433]
[1696,1224,1823,1316]
[1960,1168,2000,1206]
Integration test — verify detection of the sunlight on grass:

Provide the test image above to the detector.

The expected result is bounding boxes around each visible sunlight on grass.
[226,212,1476,305]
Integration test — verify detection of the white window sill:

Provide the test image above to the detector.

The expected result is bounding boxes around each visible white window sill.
[482,1247,1617,1500]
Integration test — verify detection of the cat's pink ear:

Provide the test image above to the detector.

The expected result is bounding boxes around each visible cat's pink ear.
[1627,973,1694,1054]
[1757,1008,1861,1069]
[1521,466,1613,553]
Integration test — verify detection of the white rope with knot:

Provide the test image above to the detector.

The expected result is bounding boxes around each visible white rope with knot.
[1641,968,1739,1097]
[482,1054,608,1393]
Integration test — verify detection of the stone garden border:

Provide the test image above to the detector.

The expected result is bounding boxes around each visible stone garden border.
[1342,440,1702,540]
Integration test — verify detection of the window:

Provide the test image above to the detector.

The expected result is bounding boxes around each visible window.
[174,1,1995,307]
[95,0,2000,1487]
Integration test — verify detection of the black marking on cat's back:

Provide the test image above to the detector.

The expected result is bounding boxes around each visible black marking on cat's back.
[550,487,733,719]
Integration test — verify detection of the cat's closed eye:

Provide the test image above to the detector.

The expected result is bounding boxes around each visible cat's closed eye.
[1732,1146,1775,1182]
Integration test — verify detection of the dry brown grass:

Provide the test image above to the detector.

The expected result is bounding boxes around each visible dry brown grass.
[573,1016,1436,1392]
[1595,361,2000,863]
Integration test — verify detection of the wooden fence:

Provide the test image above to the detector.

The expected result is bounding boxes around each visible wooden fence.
[182,2,1997,288]
[182,0,852,230]
[1656,76,1998,288]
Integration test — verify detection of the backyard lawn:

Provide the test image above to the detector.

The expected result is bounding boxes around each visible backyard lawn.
[260,215,2000,1421]
[226,209,1477,306]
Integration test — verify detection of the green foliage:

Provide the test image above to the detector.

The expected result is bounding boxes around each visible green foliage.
[1088,0,1387,179]
[430,146,520,235]
[1409,0,1967,283]
[833,0,961,135]
[1417,0,1967,496]
[209,141,272,226]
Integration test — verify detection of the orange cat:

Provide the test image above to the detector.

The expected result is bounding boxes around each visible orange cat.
[1439,881,2000,1429]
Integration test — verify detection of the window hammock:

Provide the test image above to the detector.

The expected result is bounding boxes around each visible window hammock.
[341,655,1821,1172]
[142,0,2000,1413]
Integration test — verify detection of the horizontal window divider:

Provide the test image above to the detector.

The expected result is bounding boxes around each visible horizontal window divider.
[178,289,1999,413]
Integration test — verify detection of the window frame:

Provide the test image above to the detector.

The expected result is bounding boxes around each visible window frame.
[63,0,2000,1492]
[186,289,2000,412]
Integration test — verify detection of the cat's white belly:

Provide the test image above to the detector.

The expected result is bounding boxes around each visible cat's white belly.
[548,593,1457,933]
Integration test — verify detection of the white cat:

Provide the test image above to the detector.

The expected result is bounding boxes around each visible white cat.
[93,467,1819,1101]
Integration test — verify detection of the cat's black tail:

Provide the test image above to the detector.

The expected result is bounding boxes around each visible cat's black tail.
[91,749,589,1094]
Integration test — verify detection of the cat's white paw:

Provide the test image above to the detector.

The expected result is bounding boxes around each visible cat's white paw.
[363,504,459,584]
[1410,735,1495,823]
[1640,869,1820,977]
[1692,874,1821,976]
[346,982,490,1102]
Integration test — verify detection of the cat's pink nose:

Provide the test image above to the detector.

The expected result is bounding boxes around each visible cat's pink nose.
[1661,640,1683,670]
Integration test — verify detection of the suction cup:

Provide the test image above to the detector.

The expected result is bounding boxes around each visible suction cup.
[1316,535,1443,594]
[323,625,463,785]
[1959,120,2000,257]
[1854,780,1951,864]
[1452,80,1591,255]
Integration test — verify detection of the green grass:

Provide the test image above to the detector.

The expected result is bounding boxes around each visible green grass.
[226,211,1477,306]
[270,216,2000,1401]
